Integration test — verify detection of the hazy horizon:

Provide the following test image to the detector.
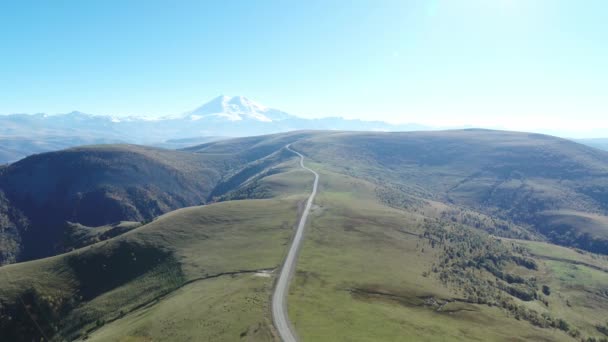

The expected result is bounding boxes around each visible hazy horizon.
[1,0,606,138]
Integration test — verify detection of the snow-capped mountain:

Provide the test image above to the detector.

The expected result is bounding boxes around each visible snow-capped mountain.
[0,95,427,163]
[169,95,293,122]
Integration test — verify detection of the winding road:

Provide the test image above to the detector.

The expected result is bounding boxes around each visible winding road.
[272,144,319,342]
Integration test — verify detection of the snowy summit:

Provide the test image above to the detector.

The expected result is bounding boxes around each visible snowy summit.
[174,95,290,122]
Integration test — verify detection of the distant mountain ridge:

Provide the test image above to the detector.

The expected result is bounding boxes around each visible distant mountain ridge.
[0,96,426,163]
[577,138,608,151]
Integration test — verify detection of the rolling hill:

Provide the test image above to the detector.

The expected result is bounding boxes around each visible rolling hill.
[0,132,325,264]
[0,144,229,264]
[0,152,311,341]
[1,129,608,341]
[292,130,608,253]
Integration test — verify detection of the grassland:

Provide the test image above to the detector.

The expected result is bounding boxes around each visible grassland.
[88,274,276,342]
[284,131,608,340]
[287,168,592,341]
[293,130,608,255]
[500,239,608,339]
[0,157,313,341]
[2,130,608,341]
[0,131,323,265]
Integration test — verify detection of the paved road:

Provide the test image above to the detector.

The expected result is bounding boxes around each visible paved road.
[272,144,319,342]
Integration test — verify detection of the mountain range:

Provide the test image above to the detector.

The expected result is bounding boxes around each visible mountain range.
[0,96,425,164]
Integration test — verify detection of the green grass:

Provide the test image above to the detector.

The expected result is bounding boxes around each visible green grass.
[507,238,608,271]
[0,156,312,341]
[0,198,300,340]
[80,197,303,340]
[519,256,608,337]
[63,221,142,250]
[88,274,275,342]
[288,168,579,341]
[546,260,608,288]
[3,131,608,341]
[539,209,608,239]
[292,130,608,255]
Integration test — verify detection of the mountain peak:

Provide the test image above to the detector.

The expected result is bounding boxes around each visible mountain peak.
[177,95,275,122]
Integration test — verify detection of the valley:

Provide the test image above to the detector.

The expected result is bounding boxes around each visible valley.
[1,130,608,341]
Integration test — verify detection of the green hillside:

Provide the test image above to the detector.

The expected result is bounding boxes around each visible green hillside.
[1,130,608,341]
[0,134,315,264]
[293,130,608,254]
[0,158,312,341]
[0,144,227,263]
[288,167,608,341]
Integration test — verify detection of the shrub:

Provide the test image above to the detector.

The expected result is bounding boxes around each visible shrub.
[542,285,551,296]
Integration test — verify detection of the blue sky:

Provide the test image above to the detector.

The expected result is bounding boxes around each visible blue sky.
[0,0,606,136]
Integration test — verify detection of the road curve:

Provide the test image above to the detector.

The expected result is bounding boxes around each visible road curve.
[272,144,319,342]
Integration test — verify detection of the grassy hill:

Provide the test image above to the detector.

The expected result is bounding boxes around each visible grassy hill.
[0,132,331,265]
[0,144,230,263]
[0,158,312,341]
[283,163,608,341]
[1,129,608,341]
[292,130,608,254]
